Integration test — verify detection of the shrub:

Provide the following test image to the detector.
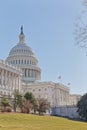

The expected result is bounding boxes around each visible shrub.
[6,107,12,112]
[1,108,5,112]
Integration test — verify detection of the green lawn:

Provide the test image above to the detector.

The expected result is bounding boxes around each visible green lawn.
[0,113,87,130]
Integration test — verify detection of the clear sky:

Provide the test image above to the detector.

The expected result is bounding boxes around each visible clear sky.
[0,0,86,95]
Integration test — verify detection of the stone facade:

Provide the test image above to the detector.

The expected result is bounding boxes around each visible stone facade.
[0,59,22,98]
[69,94,81,106]
[22,82,70,107]
[51,106,79,119]
[0,27,81,118]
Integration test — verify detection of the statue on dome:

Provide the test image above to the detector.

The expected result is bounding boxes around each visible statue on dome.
[21,25,23,34]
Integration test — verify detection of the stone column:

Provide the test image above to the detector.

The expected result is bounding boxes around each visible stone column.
[34,70,36,78]
[36,70,37,78]
[3,70,5,87]
[28,69,30,77]
[1,69,4,86]
[10,72,13,90]
[22,69,25,77]
[15,75,18,89]
[0,70,1,85]
[14,74,16,89]
[25,69,27,77]
[30,70,32,77]
[33,70,35,78]
[5,70,8,88]
[12,73,14,90]
[9,72,11,90]
[7,71,9,89]
[30,70,31,77]
[32,70,34,77]
[26,69,28,77]
[17,74,20,90]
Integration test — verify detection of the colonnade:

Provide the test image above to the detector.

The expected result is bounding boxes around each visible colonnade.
[0,61,21,97]
[23,69,40,79]
[54,86,70,107]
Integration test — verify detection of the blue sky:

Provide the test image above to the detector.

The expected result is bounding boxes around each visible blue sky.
[0,0,86,95]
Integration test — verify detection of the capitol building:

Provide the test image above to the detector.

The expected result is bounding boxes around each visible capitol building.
[0,27,81,117]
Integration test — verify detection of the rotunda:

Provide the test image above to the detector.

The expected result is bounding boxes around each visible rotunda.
[6,26,41,83]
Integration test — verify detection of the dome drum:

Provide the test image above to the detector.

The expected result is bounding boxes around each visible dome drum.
[6,57,38,67]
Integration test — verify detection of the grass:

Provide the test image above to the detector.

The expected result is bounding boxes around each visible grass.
[0,113,87,130]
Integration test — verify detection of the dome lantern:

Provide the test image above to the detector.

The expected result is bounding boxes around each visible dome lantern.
[18,26,26,45]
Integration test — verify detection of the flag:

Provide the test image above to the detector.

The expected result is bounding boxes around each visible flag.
[68,83,70,85]
[58,76,61,79]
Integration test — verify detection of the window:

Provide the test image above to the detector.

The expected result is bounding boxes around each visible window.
[27,60,29,64]
[25,69,27,77]
[13,60,15,64]
[45,88,47,91]
[19,60,20,64]
[33,89,35,92]
[16,60,17,64]
[25,60,26,64]
[21,60,23,64]
[39,89,41,91]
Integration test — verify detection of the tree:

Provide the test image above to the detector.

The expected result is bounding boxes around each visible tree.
[75,0,87,51]
[17,94,24,110]
[77,93,87,120]
[33,99,39,114]
[13,89,23,112]
[22,99,33,113]
[37,98,50,115]
[24,92,38,113]
[24,92,35,103]
[1,96,11,112]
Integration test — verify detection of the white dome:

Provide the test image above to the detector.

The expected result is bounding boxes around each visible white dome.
[6,26,41,83]
[8,27,36,58]
[9,44,35,57]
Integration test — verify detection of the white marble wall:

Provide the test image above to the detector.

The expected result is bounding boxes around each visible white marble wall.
[69,94,81,106]
[22,82,70,107]
[51,106,79,119]
[0,59,21,97]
